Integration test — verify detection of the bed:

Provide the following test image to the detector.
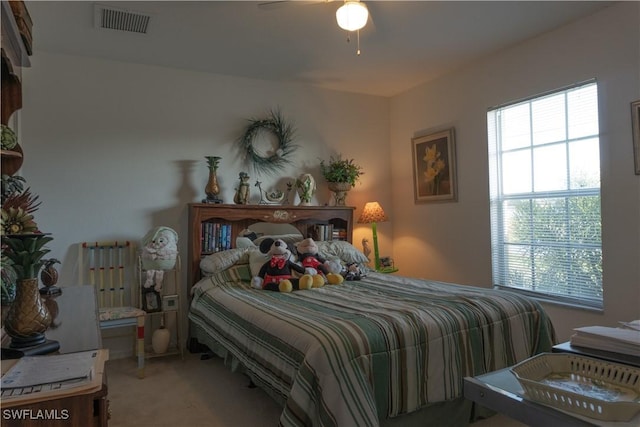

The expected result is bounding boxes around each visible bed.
[188,242,556,427]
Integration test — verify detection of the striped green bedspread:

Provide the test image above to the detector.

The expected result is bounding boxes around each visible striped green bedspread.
[189,264,555,427]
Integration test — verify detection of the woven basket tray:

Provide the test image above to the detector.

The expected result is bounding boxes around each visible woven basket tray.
[511,353,640,422]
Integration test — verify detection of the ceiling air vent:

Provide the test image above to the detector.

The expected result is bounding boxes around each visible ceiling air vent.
[94,4,151,34]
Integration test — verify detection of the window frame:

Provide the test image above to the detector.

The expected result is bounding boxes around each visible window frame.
[487,80,603,310]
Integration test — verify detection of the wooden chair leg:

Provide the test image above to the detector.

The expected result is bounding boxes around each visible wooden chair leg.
[136,316,145,379]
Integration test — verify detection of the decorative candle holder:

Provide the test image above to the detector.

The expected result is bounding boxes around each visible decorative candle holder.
[203,156,223,204]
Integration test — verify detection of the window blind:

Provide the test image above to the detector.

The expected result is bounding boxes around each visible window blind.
[487,81,602,308]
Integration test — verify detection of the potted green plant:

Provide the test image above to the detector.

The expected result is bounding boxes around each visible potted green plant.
[320,155,364,206]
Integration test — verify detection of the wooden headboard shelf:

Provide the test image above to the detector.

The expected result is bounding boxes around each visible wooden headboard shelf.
[187,203,354,286]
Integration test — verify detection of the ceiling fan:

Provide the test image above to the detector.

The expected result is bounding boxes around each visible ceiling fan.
[258,0,370,55]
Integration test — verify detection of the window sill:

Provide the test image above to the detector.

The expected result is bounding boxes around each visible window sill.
[493,286,604,313]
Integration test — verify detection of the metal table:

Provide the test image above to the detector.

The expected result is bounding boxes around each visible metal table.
[464,363,640,427]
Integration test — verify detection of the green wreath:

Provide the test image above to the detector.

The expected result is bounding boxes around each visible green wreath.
[238,109,298,176]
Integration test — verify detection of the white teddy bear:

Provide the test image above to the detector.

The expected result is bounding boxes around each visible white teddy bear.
[141,226,178,292]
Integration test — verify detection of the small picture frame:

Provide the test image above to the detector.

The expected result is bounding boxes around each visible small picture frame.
[632,100,640,175]
[412,128,457,203]
[142,289,162,313]
[380,256,394,268]
[162,295,179,312]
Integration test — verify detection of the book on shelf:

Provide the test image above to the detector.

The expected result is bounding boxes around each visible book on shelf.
[332,228,347,241]
[201,222,232,253]
[225,224,232,249]
[213,223,220,251]
[314,224,334,241]
[201,222,212,253]
[570,325,640,357]
[219,223,229,252]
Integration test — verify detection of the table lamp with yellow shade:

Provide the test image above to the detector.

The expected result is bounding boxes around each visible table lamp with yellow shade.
[357,202,398,273]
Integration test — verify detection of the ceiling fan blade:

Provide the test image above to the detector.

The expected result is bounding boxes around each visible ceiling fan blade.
[258,1,292,10]
[258,0,329,11]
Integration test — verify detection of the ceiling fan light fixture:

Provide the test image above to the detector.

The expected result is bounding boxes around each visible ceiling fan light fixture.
[336,1,368,32]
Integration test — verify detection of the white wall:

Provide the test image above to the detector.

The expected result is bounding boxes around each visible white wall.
[16,2,639,355]
[390,2,640,341]
[21,52,392,272]
[19,54,391,355]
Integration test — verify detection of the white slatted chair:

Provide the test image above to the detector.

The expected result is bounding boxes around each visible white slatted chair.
[79,241,145,378]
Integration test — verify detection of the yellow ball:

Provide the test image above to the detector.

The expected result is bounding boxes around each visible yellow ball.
[278,280,293,293]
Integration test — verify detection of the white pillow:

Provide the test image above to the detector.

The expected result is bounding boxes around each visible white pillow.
[316,240,370,265]
[200,248,250,276]
[249,249,270,277]
[254,233,303,247]
[236,236,257,249]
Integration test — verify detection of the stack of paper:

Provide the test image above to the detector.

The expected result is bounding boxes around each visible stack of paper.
[1,349,108,406]
[1,351,95,389]
[570,325,640,357]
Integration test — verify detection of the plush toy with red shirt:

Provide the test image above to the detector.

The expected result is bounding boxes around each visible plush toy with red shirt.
[295,238,344,286]
[251,238,314,292]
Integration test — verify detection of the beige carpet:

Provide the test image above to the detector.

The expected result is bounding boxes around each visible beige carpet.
[106,352,281,427]
[106,352,524,427]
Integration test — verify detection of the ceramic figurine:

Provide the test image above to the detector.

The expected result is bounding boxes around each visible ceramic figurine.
[296,173,316,206]
[233,172,250,204]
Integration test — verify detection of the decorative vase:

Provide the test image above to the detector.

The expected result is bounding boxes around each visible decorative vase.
[4,278,52,348]
[327,182,352,206]
[152,326,171,354]
[296,174,316,206]
[203,156,222,204]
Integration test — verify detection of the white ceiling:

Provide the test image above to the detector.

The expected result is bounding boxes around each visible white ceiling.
[26,1,613,97]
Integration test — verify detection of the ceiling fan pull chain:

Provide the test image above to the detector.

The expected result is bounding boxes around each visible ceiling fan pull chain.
[343,30,361,56]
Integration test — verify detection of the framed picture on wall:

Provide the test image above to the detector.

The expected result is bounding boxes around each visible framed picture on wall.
[632,100,640,175]
[411,128,457,203]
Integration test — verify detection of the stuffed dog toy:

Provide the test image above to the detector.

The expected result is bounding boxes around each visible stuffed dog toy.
[342,262,363,281]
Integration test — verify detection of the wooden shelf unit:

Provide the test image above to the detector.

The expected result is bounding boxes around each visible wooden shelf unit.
[1,0,32,175]
[187,203,354,287]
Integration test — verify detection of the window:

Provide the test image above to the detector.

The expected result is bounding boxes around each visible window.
[487,81,602,308]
